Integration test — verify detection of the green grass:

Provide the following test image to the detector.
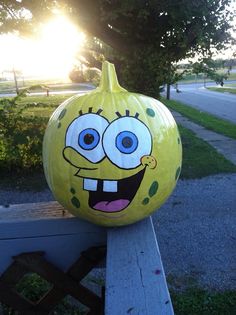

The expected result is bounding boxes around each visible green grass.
[19,95,73,117]
[162,98,236,140]
[207,87,236,94]
[17,94,73,106]
[179,126,236,179]
[171,288,236,315]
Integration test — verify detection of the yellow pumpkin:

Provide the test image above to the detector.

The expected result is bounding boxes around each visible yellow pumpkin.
[43,61,182,227]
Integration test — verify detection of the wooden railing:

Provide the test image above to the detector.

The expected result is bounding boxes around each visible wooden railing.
[0,201,174,314]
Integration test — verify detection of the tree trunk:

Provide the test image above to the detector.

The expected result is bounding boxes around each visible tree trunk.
[166,84,171,100]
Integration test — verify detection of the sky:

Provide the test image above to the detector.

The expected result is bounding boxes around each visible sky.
[0,2,235,79]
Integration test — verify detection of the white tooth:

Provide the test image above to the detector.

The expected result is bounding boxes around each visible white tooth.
[103,180,118,192]
[83,178,98,191]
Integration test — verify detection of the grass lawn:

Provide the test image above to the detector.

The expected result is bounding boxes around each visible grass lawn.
[19,95,74,117]
[18,94,73,106]
[179,126,236,179]
[171,288,236,315]
[162,98,236,140]
[207,87,236,94]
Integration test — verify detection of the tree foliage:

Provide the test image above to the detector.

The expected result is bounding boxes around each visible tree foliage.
[191,57,230,85]
[0,0,234,96]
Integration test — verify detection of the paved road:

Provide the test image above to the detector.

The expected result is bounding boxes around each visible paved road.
[168,82,236,124]
[0,83,94,98]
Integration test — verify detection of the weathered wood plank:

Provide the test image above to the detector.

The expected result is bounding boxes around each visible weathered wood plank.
[0,201,71,221]
[105,217,174,315]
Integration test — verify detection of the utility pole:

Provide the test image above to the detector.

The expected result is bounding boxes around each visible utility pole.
[13,68,19,95]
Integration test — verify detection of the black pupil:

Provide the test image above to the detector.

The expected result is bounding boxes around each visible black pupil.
[122,136,133,148]
[84,133,94,145]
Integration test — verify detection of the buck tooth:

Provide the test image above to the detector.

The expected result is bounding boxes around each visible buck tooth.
[83,178,98,191]
[103,180,118,192]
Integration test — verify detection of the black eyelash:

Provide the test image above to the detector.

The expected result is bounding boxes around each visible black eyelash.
[116,110,140,119]
[96,108,103,115]
[88,107,93,113]
[79,110,83,116]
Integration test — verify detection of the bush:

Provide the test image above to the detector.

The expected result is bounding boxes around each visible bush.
[83,67,101,86]
[0,94,47,173]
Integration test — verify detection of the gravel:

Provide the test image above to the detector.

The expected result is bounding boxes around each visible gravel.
[153,173,236,291]
[0,173,235,291]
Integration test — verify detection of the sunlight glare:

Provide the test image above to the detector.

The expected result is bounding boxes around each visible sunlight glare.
[0,15,85,79]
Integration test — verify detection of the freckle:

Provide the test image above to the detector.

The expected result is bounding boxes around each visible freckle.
[149,181,159,197]
[58,108,67,120]
[142,197,149,205]
[71,196,80,208]
[57,122,61,128]
[70,187,76,194]
[146,108,155,117]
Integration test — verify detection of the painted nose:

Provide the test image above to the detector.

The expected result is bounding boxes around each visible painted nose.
[141,155,157,169]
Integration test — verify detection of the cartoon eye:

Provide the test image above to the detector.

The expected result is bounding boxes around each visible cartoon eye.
[66,113,109,163]
[78,129,100,150]
[103,117,152,169]
[116,131,138,154]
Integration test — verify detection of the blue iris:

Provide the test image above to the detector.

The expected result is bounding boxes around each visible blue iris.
[116,131,138,154]
[78,128,100,150]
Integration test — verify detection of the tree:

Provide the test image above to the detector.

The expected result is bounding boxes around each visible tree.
[0,0,234,96]
[191,58,229,87]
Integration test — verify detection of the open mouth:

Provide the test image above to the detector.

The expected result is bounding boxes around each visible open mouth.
[82,169,145,213]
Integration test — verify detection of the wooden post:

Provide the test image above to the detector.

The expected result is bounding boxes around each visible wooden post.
[105,217,174,315]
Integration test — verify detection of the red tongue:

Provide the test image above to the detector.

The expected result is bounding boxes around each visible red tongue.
[93,199,130,212]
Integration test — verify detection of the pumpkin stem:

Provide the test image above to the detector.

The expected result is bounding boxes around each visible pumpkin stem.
[96,61,127,93]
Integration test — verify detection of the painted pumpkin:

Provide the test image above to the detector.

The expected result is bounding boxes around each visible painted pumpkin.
[43,61,182,227]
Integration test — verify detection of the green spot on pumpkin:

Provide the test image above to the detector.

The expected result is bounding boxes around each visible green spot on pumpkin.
[149,181,158,197]
[58,108,67,120]
[146,108,155,117]
[175,167,181,180]
[70,188,76,194]
[57,122,61,128]
[71,196,80,208]
[142,197,149,205]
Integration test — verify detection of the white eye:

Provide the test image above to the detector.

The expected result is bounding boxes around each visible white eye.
[103,117,152,169]
[66,113,109,163]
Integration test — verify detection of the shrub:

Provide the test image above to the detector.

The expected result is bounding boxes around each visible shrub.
[0,93,47,173]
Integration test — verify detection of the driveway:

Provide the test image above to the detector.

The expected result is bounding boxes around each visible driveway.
[168,82,236,124]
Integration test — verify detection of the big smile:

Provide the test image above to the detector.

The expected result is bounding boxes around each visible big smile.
[81,169,145,213]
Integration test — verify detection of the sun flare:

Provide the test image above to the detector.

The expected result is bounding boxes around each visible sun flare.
[0,15,85,79]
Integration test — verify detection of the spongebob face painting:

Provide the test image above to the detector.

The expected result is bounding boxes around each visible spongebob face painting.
[43,61,182,227]
[63,111,157,213]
